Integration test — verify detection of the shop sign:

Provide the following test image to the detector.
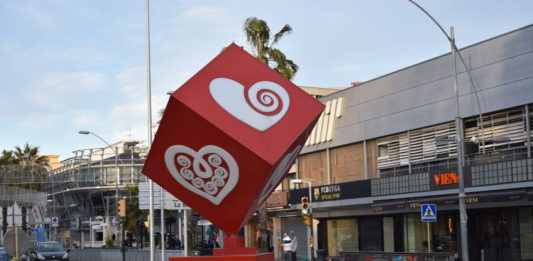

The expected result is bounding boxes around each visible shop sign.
[371,204,404,213]
[265,191,288,208]
[289,179,371,204]
[429,168,471,190]
[466,193,523,204]
[314,184,341,201]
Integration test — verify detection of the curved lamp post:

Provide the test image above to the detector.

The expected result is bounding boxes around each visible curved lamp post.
[406,1,491,260]
[78,130,121,246]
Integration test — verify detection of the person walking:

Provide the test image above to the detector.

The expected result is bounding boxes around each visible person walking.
[289,231,298,261]
[282,232,292,261]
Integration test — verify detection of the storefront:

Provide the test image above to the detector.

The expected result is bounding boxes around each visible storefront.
[287,175,533,260]
[468,207,533,261]
[289,180,372,258]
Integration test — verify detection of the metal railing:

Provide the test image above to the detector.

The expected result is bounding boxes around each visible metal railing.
[372,151,532,196]
[338,251,455,261]
[69,248,184,261]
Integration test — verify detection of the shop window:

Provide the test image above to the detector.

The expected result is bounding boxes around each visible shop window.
[96,232,103,241]
[327,219,358,256]
[519,207,533,260]
[403,213,458,254]
[378,143,389,159]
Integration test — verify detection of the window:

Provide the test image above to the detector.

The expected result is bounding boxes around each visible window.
[327,219,358,256]
[519,208,533,260]
[378,143,389,159]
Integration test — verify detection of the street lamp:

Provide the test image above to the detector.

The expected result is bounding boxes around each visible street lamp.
[291,179,314,261]
[407,1,496,259]
[78,130,120,246]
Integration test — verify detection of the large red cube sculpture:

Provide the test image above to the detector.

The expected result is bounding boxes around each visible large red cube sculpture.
[142,43,324,234]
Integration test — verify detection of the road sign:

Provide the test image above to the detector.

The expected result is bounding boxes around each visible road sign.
[421,204,437,222]
[3,227,29,257]
[138,182,190,210]
[51,217,59,227]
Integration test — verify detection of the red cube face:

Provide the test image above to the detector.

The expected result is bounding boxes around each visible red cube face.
[142,43,324,234]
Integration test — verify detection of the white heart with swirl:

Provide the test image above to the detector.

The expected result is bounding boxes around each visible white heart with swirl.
[209,78,290,132]
[164,145,239,205]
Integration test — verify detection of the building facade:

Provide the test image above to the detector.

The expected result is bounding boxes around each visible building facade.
[45,141,148,247]
[271,24,533,261]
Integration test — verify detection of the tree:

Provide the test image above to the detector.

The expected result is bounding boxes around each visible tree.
[0,150,16,234]
[243,17,299,252]
[12,143,49,232]
[13,143,49,166]
[124,184,148,233]
[243,17,299,80]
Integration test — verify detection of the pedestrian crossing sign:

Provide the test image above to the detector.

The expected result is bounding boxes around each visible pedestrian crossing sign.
[421,204,437,222]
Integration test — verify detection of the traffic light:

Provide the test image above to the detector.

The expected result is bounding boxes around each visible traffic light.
[301,197,310,215]
[119,199,127,217]
[301,197,311,226]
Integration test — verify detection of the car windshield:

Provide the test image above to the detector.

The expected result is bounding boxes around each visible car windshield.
[37,243,64,252]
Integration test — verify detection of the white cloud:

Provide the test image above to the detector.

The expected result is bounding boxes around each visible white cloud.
[70,110,102,128]
[115,66,146,98]
[28,71,105,110]
[105,92,168,142]
[19,112,64,128]
[2,1,57,30]
[179,6,231,24]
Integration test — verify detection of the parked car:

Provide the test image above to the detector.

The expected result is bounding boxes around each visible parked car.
[29,242,69,261]
[0,247,10,261]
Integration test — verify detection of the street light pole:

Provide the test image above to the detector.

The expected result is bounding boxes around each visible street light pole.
[146,0,156,260]
[408,0,486,154]
[407,2,474,259]
[291,179,314,261]
[451,27,470,261]
[78,130,120,246]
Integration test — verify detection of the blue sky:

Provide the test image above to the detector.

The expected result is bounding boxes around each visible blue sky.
[1,0,532,160]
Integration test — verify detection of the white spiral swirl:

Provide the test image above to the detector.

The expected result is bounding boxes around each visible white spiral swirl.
[204,182,218,195]
[248,81,287,114]
[192,177,204,189]
[176,155,191,168]
[181,169,194,180]
[212,176,225,187]
[208,154,222,166]
[214,167,228,179]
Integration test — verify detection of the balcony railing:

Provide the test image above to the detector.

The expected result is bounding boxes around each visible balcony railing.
[372,151,532,196]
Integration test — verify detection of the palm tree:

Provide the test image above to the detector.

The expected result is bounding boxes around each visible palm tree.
[0,150,16,234]
[243,17,299,80]
[14,143,49,166]
[13,143,49,232]
[243,17,299,252]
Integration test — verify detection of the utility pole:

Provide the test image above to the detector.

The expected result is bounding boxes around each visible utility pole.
[451,27,470,261]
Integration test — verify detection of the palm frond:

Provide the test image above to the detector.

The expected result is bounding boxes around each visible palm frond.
[243,17,298,81]
[272,24,292,46]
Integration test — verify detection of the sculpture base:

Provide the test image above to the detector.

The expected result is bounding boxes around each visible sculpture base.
[169,235,274,261]
[169,252,274,261]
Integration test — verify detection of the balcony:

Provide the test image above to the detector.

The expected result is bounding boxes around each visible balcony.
[371,151,533,196]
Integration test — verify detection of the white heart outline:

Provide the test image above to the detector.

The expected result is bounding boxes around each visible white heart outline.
[209,78,290,131]
[164,145,239,205]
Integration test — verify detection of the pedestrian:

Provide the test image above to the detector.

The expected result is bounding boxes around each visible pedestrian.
[289,231,298,261]
[175,236,182,249]
[213,232,220,248]
[282,231,292,261]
